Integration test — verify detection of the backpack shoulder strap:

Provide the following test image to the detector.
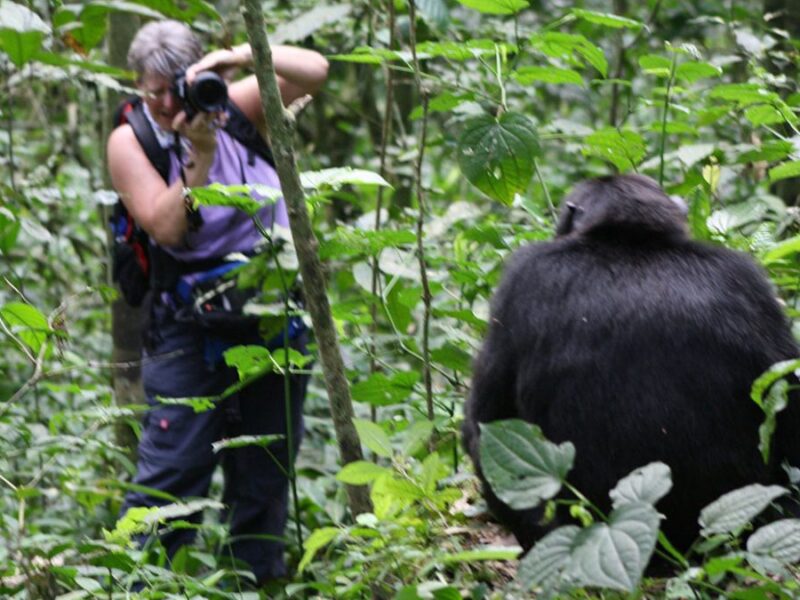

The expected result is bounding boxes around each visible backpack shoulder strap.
[121,99,171,184]
[224,100,276,168]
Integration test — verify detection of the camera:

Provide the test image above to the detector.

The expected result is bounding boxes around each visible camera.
[172,69,228,120]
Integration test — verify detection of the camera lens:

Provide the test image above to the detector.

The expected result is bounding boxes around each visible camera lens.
[190,72,228,113]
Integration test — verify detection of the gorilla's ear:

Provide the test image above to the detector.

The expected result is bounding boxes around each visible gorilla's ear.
[556,202,583,236]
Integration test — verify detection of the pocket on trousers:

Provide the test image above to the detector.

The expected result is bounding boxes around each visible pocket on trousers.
[137,404,213,467]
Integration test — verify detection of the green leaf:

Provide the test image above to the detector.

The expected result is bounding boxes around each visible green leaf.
[272,4,352,44]
[320,228,416,260]
[676,143,715,168]
[457,112,540,205]
[191,183,282,216]
[0,1,49,67]
[583,128,645,172]
[336,460,391,484]
[300,167,391,192]
[351,371,419,406]
[518,526,580,598]
[699,484,788,536]
[121,0,218,22]
[224,345,273,380]
[298,526,339,572]
[745,104,796,127]
[530,32,607,77]
[747,519,800,565]
[571,8,642,29]
[734,140,794,164]
[762,236,800,265]
[569,503,661,592]
[512,66,583,86]
[609,462,672,509]
[638,54,672,77]
[708,84,779,107]
[456,0,527,15]
[211,434,284,452]
[430,344,471,373]
[443,546,521,563]
[0,207,20,253]
[769,161,800,183]
[400,420,435,455]
[479,419,574,510]
[1,301,51,354]
[416,0,449,29]
[675,61,722,82]
[353,418,393,458]
[750,359,800,409]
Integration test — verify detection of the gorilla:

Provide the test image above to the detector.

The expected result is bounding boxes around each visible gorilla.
[463,174,800,552]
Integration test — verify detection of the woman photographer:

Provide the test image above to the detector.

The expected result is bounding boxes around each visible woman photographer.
[107,19,327,585]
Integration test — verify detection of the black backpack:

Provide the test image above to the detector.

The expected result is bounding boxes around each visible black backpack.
[109,97,275,307]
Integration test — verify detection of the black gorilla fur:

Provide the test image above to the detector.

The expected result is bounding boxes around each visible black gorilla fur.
[463,174,800,552]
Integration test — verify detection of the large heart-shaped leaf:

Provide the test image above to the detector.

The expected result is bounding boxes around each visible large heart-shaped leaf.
[746,519,800,566]
[609,462,672,509]
[699,484,787,536]
[458,112,540,205]
[478,419,574,510]
[518,525,580,598]
[569,502,661,591]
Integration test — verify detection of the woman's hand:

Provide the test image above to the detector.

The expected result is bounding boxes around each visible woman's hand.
[185,47,248,84]
[172,110,219,156]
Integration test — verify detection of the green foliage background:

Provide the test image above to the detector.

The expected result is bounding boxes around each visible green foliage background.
[1,0,800,597]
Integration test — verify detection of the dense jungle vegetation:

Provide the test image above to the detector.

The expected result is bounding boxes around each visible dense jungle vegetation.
[2,0,800,597]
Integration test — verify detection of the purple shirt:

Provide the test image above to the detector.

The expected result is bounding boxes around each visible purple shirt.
[163,129,288,261]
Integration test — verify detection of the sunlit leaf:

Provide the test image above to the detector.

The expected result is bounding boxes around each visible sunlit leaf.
[211,434,284,452]
[571,9,642,29]
[0,0,50,66]
[301,167,390,192]
[298,527,340,572]
[762,236,800,265]
[530,32,608,77]
[336,460,392,484]
[353,418,393,458]
[583,128,645,172]
[512,66,583,86]
[769,160,800,183]
[675,61,722,82]
[456,0,527,15]
[1,301,51,354]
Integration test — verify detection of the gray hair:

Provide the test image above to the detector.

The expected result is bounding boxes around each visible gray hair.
[127,20,203,80]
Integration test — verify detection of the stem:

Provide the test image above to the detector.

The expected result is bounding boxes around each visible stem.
[534,159,557,222]
[369,0,398,424]
[658,54,678,186]
[5,62,16,192]
[241,0,372,515]
[407,0,435,423]
[253,216,303,554]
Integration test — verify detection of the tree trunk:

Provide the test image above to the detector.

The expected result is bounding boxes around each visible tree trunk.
[104,12,142,459]
[240,0,372,516]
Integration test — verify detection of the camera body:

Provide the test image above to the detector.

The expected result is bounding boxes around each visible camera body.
[172,69,228,120]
